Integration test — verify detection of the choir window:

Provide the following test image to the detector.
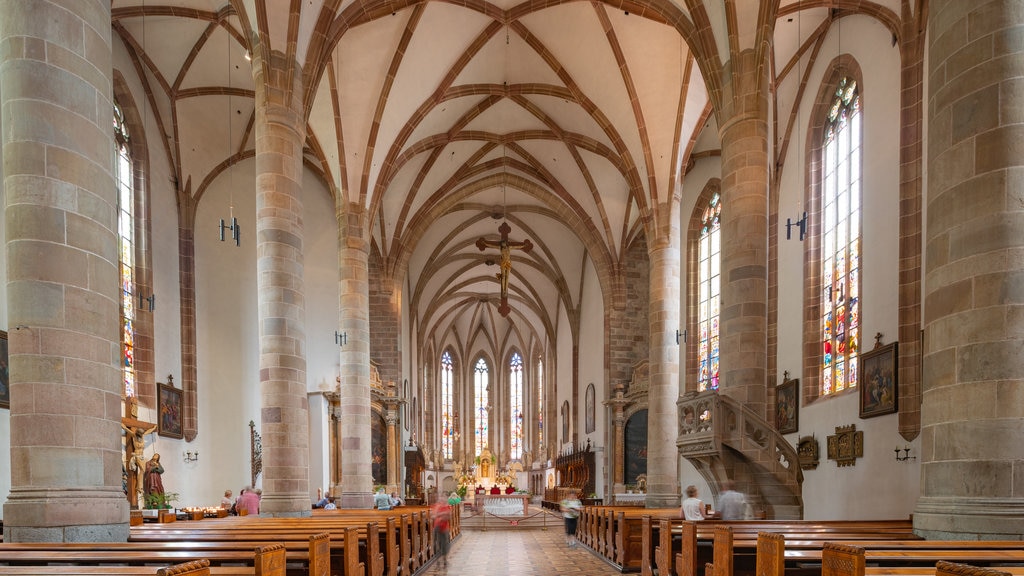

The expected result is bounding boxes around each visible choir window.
[474,357,489,456]
[510,352,524,460]
[537,358,543,449]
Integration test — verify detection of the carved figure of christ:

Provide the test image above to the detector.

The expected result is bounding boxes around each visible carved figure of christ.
[476,222,533,317]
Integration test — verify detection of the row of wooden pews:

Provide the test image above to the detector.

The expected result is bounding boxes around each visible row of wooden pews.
[0,505,459,576]
[577,505,681,571]
[645,519,1024,576]
[641,517,921,576]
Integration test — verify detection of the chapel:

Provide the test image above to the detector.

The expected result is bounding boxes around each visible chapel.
[0,0,1019,544]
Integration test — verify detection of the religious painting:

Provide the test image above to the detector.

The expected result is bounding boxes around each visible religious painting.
[0,330,8,409]
[624,409,648,486]
[585,383,595,434]
[775,377,799,434]
[157,382,182,439]
[371,410,387,485]
[859,341,898,419]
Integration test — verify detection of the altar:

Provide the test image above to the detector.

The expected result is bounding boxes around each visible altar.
[480,494,529,516]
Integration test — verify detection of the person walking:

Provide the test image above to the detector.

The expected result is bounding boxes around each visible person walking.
[559,492,583,548]
[431,497,452,569]
[717,480,747,520]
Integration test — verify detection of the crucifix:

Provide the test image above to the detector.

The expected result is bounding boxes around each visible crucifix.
[121,395,156,509]
[476,221,532,317]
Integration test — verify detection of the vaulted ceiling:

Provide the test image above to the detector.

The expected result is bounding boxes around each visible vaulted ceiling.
[110,0,910,360]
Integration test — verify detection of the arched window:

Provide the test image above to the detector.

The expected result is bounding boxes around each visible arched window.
[440,351,454,460]
[114,102,136,399]
[474,357,489,456]
[698,192,722,391]
[509,352,523,460]
[537,357,543,449]
[821,77,862,395]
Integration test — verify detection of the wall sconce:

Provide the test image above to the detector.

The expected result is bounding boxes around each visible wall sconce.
[675,329,686,345]
[139,293,155,312]
[786,211,808,241]
[894,446,915,462]
[219,217,240,246]
[183,451,199,463]
[335,331,347,346]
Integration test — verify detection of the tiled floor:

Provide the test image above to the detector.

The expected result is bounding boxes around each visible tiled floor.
[420,527,623,575]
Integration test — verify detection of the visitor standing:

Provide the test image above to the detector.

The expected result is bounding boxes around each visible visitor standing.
[717,480,747,520]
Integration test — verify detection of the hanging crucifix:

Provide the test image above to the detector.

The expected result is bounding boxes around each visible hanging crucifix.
[476,221,533,317]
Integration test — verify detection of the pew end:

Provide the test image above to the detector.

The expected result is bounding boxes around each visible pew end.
[157,559,212,576]
[936,562,1012,576]
[823,542,866,576]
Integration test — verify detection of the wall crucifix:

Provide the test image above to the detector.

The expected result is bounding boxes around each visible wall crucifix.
[476,221,533,317]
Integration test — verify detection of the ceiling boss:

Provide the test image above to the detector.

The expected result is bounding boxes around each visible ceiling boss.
[476,222,533,317]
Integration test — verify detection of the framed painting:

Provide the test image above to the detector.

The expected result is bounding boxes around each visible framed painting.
[775,377,799,434]
[157,382,183,439]
[859,341,898,419]
[0,330,8,409]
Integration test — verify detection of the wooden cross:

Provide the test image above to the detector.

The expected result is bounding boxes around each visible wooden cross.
[476,222,532,317]
[121,396,156,509]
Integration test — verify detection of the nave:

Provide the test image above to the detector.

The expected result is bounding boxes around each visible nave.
[422,526,619,576]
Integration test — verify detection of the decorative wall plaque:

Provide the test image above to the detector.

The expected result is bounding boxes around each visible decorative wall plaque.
[826,424,863,467]
[797,436,820,470]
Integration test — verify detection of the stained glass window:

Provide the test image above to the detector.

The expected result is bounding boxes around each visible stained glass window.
[698,192,722,391]
[441,351,454,459]
[537,358,543,449]
[115,103,136,399]
[474,357,489,456]
[510,352,523,460]
[821,77,861,395]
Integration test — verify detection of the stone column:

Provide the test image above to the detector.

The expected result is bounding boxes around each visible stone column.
[718,50,769,414]
[253,50,309,516]
[1,0,128,542]
[646,239,680,508]
[339,203,374,508]
[385,384,401,492]
[604,383,631,493]
[914,0,1024,538]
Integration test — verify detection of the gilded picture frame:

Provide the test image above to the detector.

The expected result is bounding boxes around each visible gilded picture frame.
[859,341,898,419]
[775,377,799,434]
[157,382,183,439]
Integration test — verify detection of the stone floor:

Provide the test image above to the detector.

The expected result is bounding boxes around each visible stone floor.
[419,526,622,575]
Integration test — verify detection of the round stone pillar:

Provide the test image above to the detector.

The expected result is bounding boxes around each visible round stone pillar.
[914,0,1024,538]
[717,54,769,413]
[253,50,310,517]
[339,204,374,508]
[646,239,680,507]
[1,0,128,542]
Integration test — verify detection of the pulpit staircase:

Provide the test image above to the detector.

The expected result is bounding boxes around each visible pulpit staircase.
[677,390,803,519]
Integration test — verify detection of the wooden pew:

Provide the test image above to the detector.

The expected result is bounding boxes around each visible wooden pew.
[0,543,286,576]
[0,533,321,576]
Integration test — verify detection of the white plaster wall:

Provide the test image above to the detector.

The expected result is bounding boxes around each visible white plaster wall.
[774,15,921,519]
[0,78,7,514]
[555,303,574,448]
[192,158,259,507]
[577,258,605,494]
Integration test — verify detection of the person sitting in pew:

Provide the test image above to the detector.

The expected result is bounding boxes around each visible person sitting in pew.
[681,485,710,521]
[374,487,392,510]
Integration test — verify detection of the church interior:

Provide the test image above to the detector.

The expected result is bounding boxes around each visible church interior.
[0,0,1021,550]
